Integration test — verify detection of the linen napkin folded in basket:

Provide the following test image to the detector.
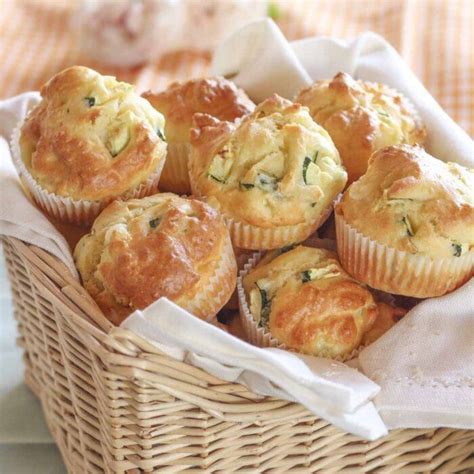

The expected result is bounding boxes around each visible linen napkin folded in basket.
[122,299,386,439]
[1,20,473,440]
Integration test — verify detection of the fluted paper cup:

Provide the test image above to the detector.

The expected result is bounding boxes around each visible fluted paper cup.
[223,246,255,310]
[11,117,165,226]
[185,234,237,321]
[335,210,474,298]
[225,197,337,250]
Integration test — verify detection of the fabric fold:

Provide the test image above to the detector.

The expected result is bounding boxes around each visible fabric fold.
[359,280,474,430]
[121,298,387,440]
[211,19,312,102]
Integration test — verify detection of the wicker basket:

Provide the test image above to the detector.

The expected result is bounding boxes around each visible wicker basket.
[2,235,473,473]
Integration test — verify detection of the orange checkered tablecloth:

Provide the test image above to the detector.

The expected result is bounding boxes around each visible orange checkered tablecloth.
[0,0,472,137]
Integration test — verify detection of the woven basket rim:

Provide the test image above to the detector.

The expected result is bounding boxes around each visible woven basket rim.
[1,235,312,418]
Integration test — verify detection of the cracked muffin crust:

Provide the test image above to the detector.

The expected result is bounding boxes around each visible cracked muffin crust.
[74,193,237,325]
[295,72,426,184]
[189,94,347,249]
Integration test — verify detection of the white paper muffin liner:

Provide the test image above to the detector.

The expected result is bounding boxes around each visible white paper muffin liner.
[185,234,237,321]
[158,142,192,195]
[10,116,165,226]
[224,246,255,310]
[190,166,340,250]
[335,211,474,298]
[237,252,364,362]
[225,197,337,250]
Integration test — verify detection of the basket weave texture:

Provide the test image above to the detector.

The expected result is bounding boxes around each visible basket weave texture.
[2,235,473,473]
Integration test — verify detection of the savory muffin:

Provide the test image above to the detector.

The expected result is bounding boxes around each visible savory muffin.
[295,72,426,184]
[143,77,254,194]
[74,193,237,325]
[240,246,378,359]
[189,94,347,249]
[336,145,474,297]
[362,303,407,346]
[16,66,167,224]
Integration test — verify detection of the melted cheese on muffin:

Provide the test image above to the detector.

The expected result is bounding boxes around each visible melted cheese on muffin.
[337,145,474,258]
[74,193,236,324]
[243,246,378,358]
[295,72,426,184]
[189,94,347,228]
[20,66,166,200]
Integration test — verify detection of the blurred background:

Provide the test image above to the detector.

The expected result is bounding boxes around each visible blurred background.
[0,0,472,136]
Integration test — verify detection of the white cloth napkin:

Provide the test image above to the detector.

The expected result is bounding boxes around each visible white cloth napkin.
[212,20,473,167]
[122,299,386,440]
[0,92,77,277]
[359,280,474,429]
[212,19,474,430]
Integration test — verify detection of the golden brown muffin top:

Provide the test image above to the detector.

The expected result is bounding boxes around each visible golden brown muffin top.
[243,246,378,358]
[20,66,166,201]
[189,94,347,228]
[142,76,255,143]
[295,72,426,184]
[337,145,474,258]
[74,193,234,324]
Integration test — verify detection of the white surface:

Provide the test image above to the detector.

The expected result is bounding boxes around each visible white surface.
[0,247,65,472]
[360,280,474,429]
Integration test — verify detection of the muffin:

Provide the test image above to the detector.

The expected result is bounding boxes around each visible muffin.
[362,303,407,346]
[336,145,474,297]
[189,94,347,249]
[295,72,426,184]
[14,66,167,225]
[143,77,255,194]
[239,246,378,359]
[74,193,237,325]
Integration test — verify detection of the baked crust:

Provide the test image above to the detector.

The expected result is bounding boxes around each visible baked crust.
[74,193,237,324]
[243,246,377,358]
[362,303,407,345]
[337,145,474,259]
[295,72,426,184]
[189,94,347,229]
[142,76,255,144]
[20,66,167,201]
